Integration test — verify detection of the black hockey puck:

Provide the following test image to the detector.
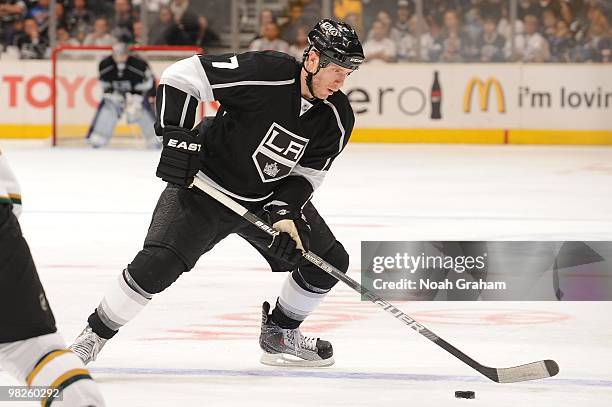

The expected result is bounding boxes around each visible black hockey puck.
[454,391,475,399]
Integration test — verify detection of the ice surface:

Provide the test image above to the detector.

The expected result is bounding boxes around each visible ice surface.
[1,142,611,406]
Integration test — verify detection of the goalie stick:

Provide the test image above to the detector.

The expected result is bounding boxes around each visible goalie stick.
[191,174,560,383]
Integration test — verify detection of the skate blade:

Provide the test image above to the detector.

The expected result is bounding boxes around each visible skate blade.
[260,352,335,368]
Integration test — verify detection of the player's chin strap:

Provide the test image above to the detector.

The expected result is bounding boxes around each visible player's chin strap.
[302,47,322,102]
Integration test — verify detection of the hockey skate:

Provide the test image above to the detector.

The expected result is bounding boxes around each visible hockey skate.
[69,325,108,365]
[259,301,334,367]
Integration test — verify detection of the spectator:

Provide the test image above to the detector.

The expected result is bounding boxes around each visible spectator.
[165,0,199,45]
[254,8,274,41]
[287,25,309,61]
[549,19,573,61]
[197,15,220,49]
[597,35,611,63]
[169,0,193,24]
[56,25,79,46]
[149,6,173,45]
[430,10,471,61]
[0,0,26,36]
[585,19,611,61]
[439,32,464,61]
[281,2,306,43]
[249,21,289,52]
[560,0,588,45]
[513,14,551,61]
[498,2,525,40]
[533,0,561,20]
[83,17,115,45]
[54,2,68,33]
[463,1,484,44]
[476,16,506,62]
[363,19,397,62]
[424,0,453,34]
[110,0,135,42]
[390,0,412,43]
[66,0,94,37]
[372,10,393,38]
[518,0,538,19]
[542,8,559,41]
[1,0,26,47]
[3,17,23,47]
[27,0,49,28]
[396,15,435,61]
[15,18,48,59]
[132,20,143,44]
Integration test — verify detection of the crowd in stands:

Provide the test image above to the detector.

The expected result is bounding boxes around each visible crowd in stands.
[349,0,612,62]
[0,0,221,58]
[0,0,609,62]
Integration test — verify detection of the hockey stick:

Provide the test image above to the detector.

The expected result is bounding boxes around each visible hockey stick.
[191,174,559,383]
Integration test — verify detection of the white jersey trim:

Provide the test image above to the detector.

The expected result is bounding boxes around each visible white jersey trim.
[159,55,213,101]
[323,100,346,152]
[210,79,295,90]
[195,171,273,202]
[290,165,327,190]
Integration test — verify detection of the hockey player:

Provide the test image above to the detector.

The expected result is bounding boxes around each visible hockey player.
[0,150,105,406]
[87,42,160,148]
[70,19,364,367]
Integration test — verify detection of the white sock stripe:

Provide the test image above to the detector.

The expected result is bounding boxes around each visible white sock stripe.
[117,272,150,306]
[294,271,330,294]
[98,273,150,326]
[275,300,308,321]
[96,302,125,331]
[287,275,326,299]
[278,275,326,319]
[99,298,130,327]
[122,269,153,300]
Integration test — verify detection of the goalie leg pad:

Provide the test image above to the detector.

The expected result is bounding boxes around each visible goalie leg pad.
[136,98,161,148]
[87,97,123,147]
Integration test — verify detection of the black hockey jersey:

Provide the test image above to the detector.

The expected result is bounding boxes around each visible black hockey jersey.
[158,51,355,206]
[99,55,154,96]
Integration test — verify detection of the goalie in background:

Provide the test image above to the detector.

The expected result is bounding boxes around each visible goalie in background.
[87,43,160,149]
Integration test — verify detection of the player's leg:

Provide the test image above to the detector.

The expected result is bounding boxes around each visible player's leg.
[238,202,349,366]
[86,93,124,148]
[70,185,244,364]
[0,204,105,406]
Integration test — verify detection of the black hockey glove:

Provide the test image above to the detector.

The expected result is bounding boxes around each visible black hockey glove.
[156,125,202,187]
[265,203,311,266]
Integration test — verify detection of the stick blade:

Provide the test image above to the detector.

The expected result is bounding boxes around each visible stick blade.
[493,359,560,383]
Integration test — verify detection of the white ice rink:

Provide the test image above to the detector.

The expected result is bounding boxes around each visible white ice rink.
[1,142,611,406]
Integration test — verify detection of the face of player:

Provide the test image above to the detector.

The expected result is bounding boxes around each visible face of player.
[302,51,355,100]
[312,62,353,99]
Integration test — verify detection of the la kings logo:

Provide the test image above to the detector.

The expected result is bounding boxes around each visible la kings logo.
[252,122,308,183]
